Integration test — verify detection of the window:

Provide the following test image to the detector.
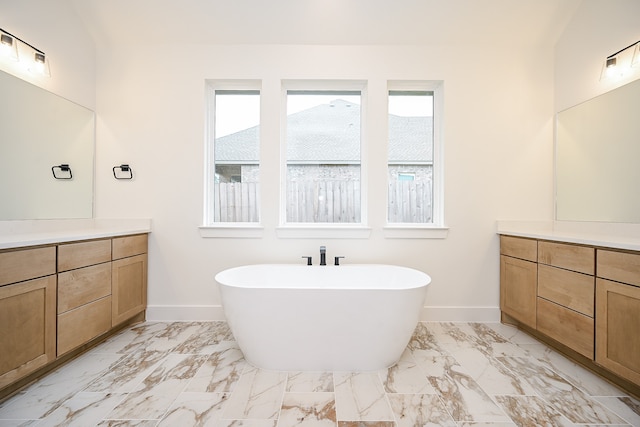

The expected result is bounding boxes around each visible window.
[284,88,363,224]
[398,172,416,181]
[388,89,435,224]
[205,84,260,224]
[201,79,445,239]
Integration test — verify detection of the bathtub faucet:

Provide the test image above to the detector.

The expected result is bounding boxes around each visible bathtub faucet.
[320,246,326,266]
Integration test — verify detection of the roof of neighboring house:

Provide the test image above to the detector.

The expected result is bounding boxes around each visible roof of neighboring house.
[215,99,432,163]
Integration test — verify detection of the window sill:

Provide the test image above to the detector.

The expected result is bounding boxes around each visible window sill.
[276,225,372,239]
[199,224,447,239]
[199,224,264,238]
[383,225,449,239]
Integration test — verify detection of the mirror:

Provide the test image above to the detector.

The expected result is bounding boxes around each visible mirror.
[0,70,95,220]
[556,78,640,223]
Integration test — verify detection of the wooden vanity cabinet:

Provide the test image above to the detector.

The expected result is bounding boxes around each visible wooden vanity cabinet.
[57,239,112,356]
[0,233,149,400]
[112,234,148,326]
[596,249,640,385]
[500,236,537,328]
[500,235,640,393]
[0,247,56,389]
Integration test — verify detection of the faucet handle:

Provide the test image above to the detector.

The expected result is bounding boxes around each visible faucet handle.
[334,256,345,266]
[302,256,312,265]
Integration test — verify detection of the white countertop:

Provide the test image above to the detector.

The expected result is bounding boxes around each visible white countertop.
[0,218,152,250]
[497,220,640,251]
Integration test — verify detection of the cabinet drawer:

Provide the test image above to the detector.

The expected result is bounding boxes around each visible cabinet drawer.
[538,264,594,317]
[112,234,148,260]
[58,239,111,272]
[537,297,594,359]
[57,296,112,356]
[597,249,640,287]
[0,246,56,286]
[58,263,112,313]
[500,236,537,262]
[538,241,594,275]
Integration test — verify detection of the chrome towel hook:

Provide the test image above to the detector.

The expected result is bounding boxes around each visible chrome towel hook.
[113,164,133,180]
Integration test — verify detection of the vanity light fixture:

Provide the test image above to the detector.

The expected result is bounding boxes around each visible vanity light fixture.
[113,164,133,180]
[0,27,50,77]
[601,40,640,80]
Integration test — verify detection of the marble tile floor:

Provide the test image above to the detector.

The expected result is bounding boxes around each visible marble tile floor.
[1,321,639,426]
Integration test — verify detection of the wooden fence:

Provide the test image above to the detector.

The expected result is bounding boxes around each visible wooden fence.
[214,180,432,223]
[387,180,433,223]
[287,180,360,223]
[214,182,260,222]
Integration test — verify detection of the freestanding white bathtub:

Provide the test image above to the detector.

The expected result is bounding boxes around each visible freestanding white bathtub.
[215,264,431,371]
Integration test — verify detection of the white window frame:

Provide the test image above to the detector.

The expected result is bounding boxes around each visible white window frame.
[200,79,264,238]
[384,80,448,239]
[276,80,371,239]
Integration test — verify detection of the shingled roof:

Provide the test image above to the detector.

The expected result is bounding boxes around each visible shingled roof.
[215,99,432,163]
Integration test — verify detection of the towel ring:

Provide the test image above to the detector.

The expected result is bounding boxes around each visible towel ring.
[113,164,133,180]
[52,164,72,180]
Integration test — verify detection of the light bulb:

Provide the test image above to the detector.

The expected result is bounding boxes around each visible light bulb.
[31,51,50,76]
[600,56,620,80]
[0,33,19,61]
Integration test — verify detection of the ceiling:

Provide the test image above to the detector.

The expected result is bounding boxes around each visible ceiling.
[69,0,582,47]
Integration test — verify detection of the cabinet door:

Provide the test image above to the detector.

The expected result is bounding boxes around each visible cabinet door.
[500,255,537,328]
[0,276,56,388]
[596,278,640,386]
[112,254,147,326]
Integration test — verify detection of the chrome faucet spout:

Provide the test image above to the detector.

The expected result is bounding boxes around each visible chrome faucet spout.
[320,245,326,266]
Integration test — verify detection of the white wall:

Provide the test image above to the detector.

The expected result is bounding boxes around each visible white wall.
[94,43,555,321]
[0,0,95,109]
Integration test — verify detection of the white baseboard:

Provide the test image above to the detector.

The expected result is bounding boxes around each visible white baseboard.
[146,305,500,323]
[146,305,226,321]
[420,306,501,322]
